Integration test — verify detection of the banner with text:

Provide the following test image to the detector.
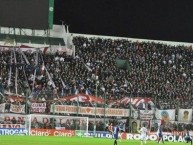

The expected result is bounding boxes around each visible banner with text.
[140,110,154,120]
[30,129,75,136]
[10,104,25,114]
[0,124,25,129]
[0,128,28,135]
[79,131,192,142]
[51,105,129,117]
[31,103,46,113]
[178,109,192,123]
[0,113,26,128]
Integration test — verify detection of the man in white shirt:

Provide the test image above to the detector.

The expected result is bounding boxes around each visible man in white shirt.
[140,124,148,145]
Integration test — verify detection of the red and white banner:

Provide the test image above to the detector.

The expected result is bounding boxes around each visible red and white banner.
[119,97,153,107]
[10,104,25,114]
[59,94,104,104]
[31,103,46,113]
[0,113,26,128]
[51,105,129,117]
[0,124,25,128]
[62,94,154,108]
[50,45,73,55]
[0,103,5,113]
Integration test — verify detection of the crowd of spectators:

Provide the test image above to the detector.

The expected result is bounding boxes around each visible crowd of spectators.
[0,36,193,112]
[0,36,192,132]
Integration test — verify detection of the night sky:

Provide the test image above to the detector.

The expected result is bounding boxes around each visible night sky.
[54,0,193,43]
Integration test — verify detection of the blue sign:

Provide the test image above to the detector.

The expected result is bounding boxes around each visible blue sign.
[0,128,28,135]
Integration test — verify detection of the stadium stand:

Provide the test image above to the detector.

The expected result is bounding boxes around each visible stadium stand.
[0,37,193,108]
[0,28,193,132]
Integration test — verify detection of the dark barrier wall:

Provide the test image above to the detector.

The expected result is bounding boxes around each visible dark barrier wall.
[0,0,49,29]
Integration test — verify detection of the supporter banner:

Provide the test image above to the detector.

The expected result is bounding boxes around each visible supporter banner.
[178,109,192,122]
[155,109,175,123]
[57,94,154,109]
[30,114,87,130]
[31,103,46,113]
[131,120,140,133]
[0,103,5,113]
[10,104,25,114]
[88,118,126,123]
[0,113,26,128]
[0,124,25,129]
[51,105,129,117]
[0,113,26,121]
[0,113,26,117]
[30,129,75,136]
[0,128,28,135]
[140,110,154,120]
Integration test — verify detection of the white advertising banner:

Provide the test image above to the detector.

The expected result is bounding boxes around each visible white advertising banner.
[178,109,192,122]
[10,104,25,114]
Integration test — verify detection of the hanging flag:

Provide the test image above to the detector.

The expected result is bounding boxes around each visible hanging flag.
[32,49,39,91]
[84,63,92,72]
[44,64,56,88]
[75,89,79,95]
[86,89,92,95]
[62,24,68,46]
[13,48,18,94]
[61,78,66,89]
[42,47,49,54]
[8,51,12,86]
[19,49,30,65]
[62,24,75,56]
[66,26,73,47]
